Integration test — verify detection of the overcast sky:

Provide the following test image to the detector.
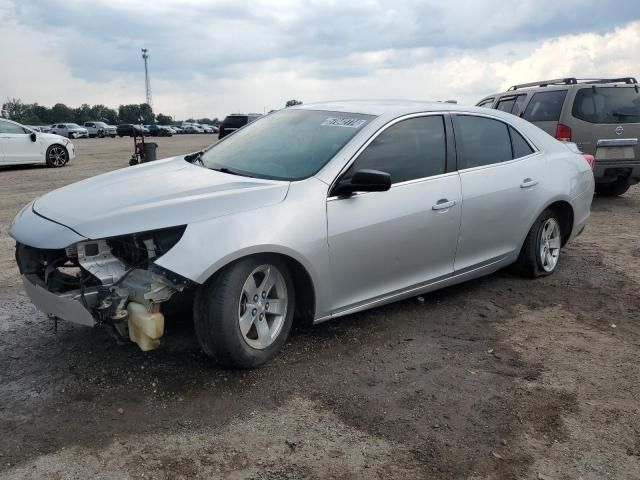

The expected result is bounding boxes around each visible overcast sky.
[1,0,639,120]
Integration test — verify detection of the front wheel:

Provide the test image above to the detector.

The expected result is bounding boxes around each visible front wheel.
[515,209,562,278]
[46,145,68,168]
[194,256,295,368]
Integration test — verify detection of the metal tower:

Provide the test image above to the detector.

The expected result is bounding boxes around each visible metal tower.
[141,48,152,107]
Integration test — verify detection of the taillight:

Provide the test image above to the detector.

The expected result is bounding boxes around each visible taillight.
[555,123,572,142]
[583,153,595,170]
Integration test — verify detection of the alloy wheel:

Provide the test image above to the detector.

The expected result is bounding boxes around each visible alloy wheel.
[238,264,288,350]
[539,218,561,272]
[48,146,67,167]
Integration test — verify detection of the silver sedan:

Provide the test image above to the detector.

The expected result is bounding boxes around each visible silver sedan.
[9,100,594,367]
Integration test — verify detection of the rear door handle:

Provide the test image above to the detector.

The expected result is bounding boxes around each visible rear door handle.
[520,178,538,188]
[432,199,457,211]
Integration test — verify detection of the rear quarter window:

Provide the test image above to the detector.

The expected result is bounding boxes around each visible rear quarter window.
[522,90,568,122]
[572,87,640,124]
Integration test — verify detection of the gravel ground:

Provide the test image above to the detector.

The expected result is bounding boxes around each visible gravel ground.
[0,136,639,479]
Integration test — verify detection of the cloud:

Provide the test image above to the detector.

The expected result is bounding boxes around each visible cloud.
[0,1,639,118]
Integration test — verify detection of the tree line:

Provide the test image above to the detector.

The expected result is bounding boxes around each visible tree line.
[0,98,218,126]
[1,97,304,126]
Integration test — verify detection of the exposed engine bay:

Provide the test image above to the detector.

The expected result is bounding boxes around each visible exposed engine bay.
[15,226,189,351]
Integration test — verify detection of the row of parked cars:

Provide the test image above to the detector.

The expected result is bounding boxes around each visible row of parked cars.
[6,77,640,199]
[27,122,219,139]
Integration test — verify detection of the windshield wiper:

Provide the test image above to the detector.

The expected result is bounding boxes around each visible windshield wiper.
[184,150,204,165]
[211,166,255,178]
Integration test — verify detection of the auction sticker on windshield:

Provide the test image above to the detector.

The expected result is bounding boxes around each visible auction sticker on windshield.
[321,117,368,128]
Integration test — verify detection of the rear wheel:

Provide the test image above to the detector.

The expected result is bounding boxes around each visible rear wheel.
[596,178,630,197]
[46,145,68,168]
[194,255,295,368]
[515,209,562,278]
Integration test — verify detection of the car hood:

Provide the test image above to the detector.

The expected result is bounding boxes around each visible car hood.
[32,157,290,240]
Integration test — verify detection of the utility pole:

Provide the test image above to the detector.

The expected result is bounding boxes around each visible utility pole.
[141,48,152,107]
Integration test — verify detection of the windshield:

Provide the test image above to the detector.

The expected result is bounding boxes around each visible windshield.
[199,109,374,180]
[572,86,640,124]
[68,123,81,128]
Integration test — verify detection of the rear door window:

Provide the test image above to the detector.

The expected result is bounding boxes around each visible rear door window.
[496,97,516,113]
[495,95,528,116]
[454,115,512,169]
[522,90,567,122]
[572,87,640,123]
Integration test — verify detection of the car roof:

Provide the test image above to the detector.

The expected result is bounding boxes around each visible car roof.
[291,99,491,117]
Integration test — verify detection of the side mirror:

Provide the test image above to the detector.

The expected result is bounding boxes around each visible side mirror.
[332,169,391,197]
[30,132,37,142]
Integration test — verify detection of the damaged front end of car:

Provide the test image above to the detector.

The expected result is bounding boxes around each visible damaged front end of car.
[15,225,191,351]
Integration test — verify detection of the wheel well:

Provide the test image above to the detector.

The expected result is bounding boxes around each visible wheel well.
[47,143,67,152]
[546,201,574,246]
[215,253,316,326]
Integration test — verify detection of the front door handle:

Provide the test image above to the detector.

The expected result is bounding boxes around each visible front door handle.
[520,178,538,188]
[432,199,457,211]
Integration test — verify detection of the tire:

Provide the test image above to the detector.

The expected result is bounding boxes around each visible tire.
[194,255,295,368]
[596,178,630,197]
[45,145,69,168]
[515,209,562,278]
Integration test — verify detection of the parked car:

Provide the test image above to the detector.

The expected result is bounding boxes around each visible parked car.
[181,124,204,134]
[116,124,145,137]
[84,121,117,138]
[477,77,640,196]
[200,124,215,133]
[218,113,262,139]
[0,118,75,167]
[171,125,184,134]
[148,125,173,137]
[37,125,52,133]
[9,100,594,367]
[50,123,89,139]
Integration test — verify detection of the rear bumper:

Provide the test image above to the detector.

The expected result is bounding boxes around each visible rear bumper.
[22,274,97,326]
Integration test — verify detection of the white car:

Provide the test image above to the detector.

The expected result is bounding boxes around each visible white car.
[200,124,215,133]
[0,118,75,167]
[50,123,89,139]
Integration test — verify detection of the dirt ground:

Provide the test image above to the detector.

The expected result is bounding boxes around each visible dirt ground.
[0,136,639,479]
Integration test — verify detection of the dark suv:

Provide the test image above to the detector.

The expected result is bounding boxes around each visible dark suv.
[116,124,146,137]
[478,77,640,196]
[218,114,262,139]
